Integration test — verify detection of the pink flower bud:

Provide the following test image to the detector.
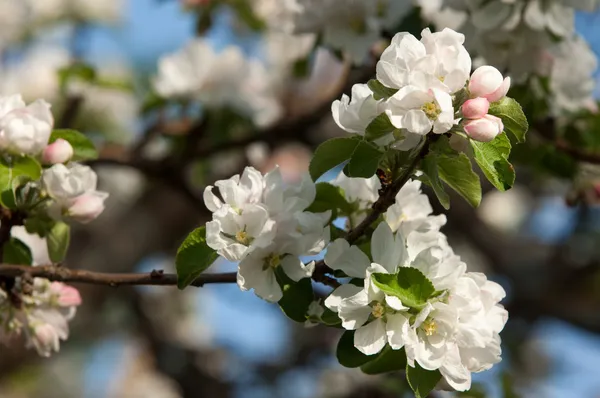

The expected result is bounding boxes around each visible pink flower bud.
[42,139,73,165]
[461,97,490,119]
[463,115,504,142]
[67,193,107,223]
[469,66,506,100]
[485,77,511,103]
[50,282,82,307]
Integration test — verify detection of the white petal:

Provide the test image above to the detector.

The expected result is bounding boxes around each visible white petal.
[371,222,402,273]
[354,319,387,355]
[403,110,432,135]
[324,284,363,312]
[385,295,409,311]
[203,186,222,212]
[386,313,410,350]
[339,290,372,330]
[281,257,314,281]
[325,239,371,278]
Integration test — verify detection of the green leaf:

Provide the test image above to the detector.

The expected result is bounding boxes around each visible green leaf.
[428,137,482,208]
[422,154,450,209]
[47,222,70,263]
[309,137,360,181]
[360,346,407,375]
[321,308,342,327]
[365,112,396,141]
[488,97,529,143]
[58,63,96,90]
[24,216,56,238]
[306,182,353,215]
[230,0,266,31]
[50,129,98,161]
[3,238,33,265]
[471,133,515,191]
[347,141,384,178]
[406,363,442,398]
[371,268,435,309]
[176,226,218,289]
[367,79,398,100]
[275,268,314,322]
[0,156,42,209]
[337,330,376,368]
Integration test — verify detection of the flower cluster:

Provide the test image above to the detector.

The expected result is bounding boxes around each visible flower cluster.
[204,166,330,302]
[420,0,599,114]
[332,28,512,149]
[153,38,283,128]
[0,95,108,224]
[324,175,507,391]
[0,279,81,357]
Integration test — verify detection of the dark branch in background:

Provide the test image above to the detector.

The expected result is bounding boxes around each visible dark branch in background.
[0,264,237,287]
[535,118,600,164]
[58,96,84,128]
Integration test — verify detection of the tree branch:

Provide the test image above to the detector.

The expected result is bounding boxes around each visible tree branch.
[0,264,236,287]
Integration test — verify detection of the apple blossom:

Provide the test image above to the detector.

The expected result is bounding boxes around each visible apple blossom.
[461,97,490,119]
[42,139,74,164]
[331,84,380,134]
[0,94,53,155]
[66,192,109,223]
[463,114,504,142]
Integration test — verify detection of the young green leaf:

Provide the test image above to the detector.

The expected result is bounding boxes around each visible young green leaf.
[365,112,396,141]
[276,271,314,323]
[347,141,384,178]
[47,222,71,263]
[371,268,435,309]
[360,346,407,375]
[421,154,450,209]
[175,226,219,289]
[470,133,515,191]
[3,238,33,265]
[320,308,342,327]
[306,182,354,215]
[436,152,482,208]
[406,363,442,398]
[488,97,529,143]
[337,330,376,368]
[50,129,98,161]
[367,79,399,100]
[309,137,361,181]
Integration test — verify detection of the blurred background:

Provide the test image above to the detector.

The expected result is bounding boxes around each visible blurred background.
[1,0,600,397]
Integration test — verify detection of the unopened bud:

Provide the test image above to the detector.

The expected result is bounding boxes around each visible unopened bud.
[33,323,59,356]
[67,193,108,223]
[469,66,510,102]
[42,139,73,165]
[50,282,82,307]
[461,97,489,119]
[463,115,503,142]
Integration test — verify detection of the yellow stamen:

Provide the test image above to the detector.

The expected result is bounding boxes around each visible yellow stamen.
[423,319,437,336]
[371,302,385,319]
[421,102,441,120]
[235,230,250,245]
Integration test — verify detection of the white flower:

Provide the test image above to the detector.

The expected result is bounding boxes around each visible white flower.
[330,171,380,228]
[384,179,447,235]
[331,84,381,134]
[377,28,471,94]
[42,163,109,223]
[304,300,325,328]
[43,163,98,202]
[386,86,455,135]
[204,167,265,214]
[0,95,53,155]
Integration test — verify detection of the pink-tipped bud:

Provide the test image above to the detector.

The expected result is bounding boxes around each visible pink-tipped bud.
[42,139,73,165]
[469,66,508,101]
[463,115,504,142]
[50,282,82,307]
[67,193,107,223]
[461,97,490,119]
[486,77,511,103]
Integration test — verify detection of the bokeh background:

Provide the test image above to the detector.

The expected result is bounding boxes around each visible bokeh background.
[1,0,600,397]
